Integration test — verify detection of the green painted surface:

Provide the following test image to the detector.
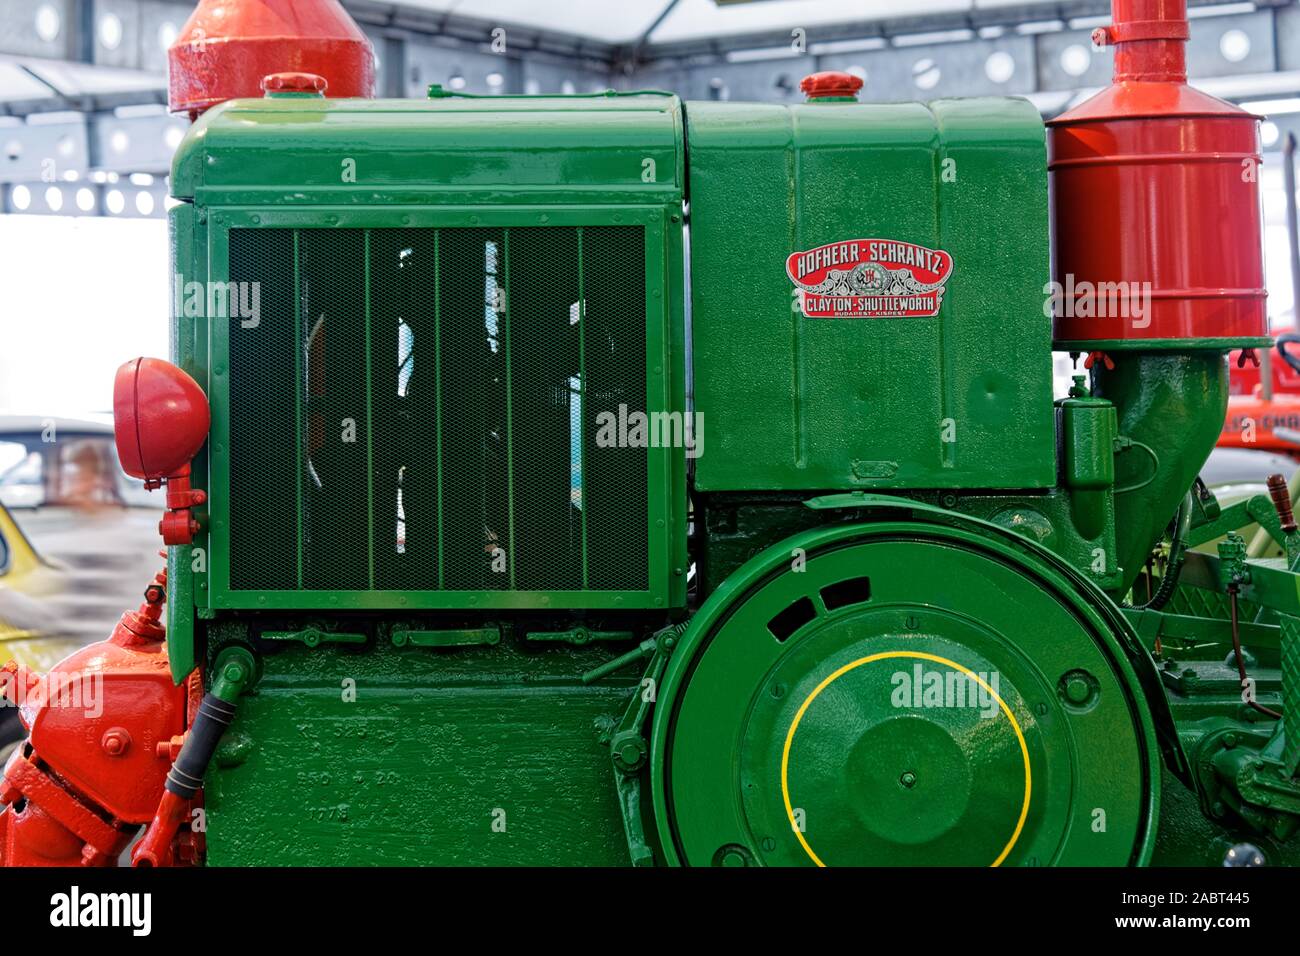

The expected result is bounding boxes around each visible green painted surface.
[205,637,635,866]
[687,97,1054,492]
[652,507,1161,866]
[154,92,1300,866]
[173,92,686,205]
[1094,352,1229,598]
[173,95,688,615]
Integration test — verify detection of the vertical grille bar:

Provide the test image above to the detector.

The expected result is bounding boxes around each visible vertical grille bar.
[370,229,439,590]
[439,228,510,591]
[433,230,445,589]
[577,227,589,590]
[293,229,304,589]
[503,229,516,590]
[298,229,370,590]
[582,226,649,591]
[227,228,299,591]
[363,229,376,588]
[508,227,583,591]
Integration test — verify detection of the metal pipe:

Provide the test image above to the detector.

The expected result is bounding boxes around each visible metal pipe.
[1284,132,1300,344]
[1093,351,1228,599]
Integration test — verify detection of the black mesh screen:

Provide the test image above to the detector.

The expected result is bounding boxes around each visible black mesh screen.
[225,225,649,595]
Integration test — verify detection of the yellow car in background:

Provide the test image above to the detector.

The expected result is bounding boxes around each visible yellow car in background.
[0,501,81,764]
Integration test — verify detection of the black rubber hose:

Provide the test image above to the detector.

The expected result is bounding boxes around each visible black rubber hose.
[1126,490,1193,612]
[1278,332,1300,377]
[164,693,237,800]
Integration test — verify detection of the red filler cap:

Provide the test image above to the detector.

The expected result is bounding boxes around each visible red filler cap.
[262,72,329,96]
[800,71,864,101]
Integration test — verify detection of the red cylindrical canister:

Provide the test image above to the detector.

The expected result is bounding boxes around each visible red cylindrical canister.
[1048,0,1269,349]
[169,0,376,118]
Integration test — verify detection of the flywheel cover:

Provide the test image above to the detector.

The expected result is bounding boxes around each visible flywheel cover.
[651,512,1160,866]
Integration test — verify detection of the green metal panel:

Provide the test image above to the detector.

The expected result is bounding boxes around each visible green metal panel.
[172,93,685,207]
[686,97,1054,492]
[168,200,204,680]
[205,207,678,611]
[155,91,1300,866]
[203,638,636,866]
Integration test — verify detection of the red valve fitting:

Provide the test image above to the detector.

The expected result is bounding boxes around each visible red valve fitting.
[262,72,329,95]
[1084,351,1116,371]
[0,571,191,867]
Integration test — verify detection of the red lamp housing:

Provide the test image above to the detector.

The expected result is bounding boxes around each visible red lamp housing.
[114,358,210,546]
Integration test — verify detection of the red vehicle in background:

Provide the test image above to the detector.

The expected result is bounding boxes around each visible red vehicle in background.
[1221,332,1300,454]
[1220,132,1300,457]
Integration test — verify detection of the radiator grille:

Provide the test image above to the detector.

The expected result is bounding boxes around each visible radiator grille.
[226,226,649,595]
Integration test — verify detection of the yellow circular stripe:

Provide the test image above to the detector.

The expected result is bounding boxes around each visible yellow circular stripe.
[779,650,1032,867]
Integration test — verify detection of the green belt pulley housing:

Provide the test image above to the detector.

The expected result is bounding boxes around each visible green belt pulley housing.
[651,503,1162,866]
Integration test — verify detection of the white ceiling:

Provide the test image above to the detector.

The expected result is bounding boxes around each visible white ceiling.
[390,0,1074,45]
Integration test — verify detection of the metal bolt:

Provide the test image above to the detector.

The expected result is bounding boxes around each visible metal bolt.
[1064,675,1091,705]
[101,727,132,757]
[719,848,747,867]
[1224,843,1266,867]
[616,740,644,770]
[900,770,917,789]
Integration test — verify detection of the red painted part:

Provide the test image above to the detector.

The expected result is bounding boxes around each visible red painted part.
[1230,352,1297,395]
[1220,393,1300,454]
[1230,327,1300,395]
[0,571,192,866]
[133,790,191,866]
[114,357,210,481]
[262,71,329,94]
[114,357,210,546]
[1231,354,1300,395]
[1047,0,1267,346]
[169,0,375,117]
[800,71,864,100]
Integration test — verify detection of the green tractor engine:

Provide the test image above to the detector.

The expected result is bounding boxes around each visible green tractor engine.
[2,0,1299,869]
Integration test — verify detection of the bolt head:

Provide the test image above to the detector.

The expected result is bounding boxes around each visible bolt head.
[101,727,132,757]
[1224,843,1266,867]
[1065,676,1091,704]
